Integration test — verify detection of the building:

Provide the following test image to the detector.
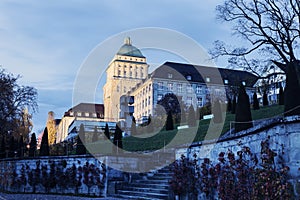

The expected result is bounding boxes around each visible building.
[56,103,105,143]
[128,61,258,120]
[104,37,259,130]
[103,37,148,122]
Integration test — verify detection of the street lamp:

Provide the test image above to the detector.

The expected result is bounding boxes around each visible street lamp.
[270,65,276,104]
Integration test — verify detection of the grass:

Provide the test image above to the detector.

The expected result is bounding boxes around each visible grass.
[87,105,284,153]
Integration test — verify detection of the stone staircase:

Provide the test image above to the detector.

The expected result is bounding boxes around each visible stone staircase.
[114,166,173,199]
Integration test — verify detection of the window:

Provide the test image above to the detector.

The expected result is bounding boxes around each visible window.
[197,97,203,107]
[118,70,121,76]
[124,71,127,76]
[158,82,163,90]
[168,73,173,78]
[206,77,211,82]
[187,97,192,105]
[196,85,202,94]
[158,94,163,101]
[77,112,82,117]
[85,112,89,117]
[224,79,229,84]
[178,83,183,93]
[242,81,246,86]
[92,113,97,117]
[148,96,151,105]
[136,72,138,77]
[141,72,144,78]
[186,75,192,80]
[130,71,132,77]
[187,85,192,93]
[69,111,74,116]
[168,83,173,91]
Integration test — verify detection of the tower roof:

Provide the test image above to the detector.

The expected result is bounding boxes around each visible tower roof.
[116,37,145,58]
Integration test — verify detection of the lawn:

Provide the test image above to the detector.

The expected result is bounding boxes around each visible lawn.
[87,105,284,153]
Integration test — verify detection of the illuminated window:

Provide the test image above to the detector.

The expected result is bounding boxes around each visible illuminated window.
[168,83,173,91]
[178,84,182,93]
[196,85,202,94]
[168,73,173,78]
[224,79,229,84]
[158,94,163,101]
[242,81,246,86]
[158,82,163,90]
[206,77,211,82]
[186,75,192,80]
[197,97,203,107]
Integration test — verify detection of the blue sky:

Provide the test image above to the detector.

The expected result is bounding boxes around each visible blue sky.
[0,0,236,134]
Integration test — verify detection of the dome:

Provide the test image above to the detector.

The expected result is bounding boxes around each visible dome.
[116,37,145,58]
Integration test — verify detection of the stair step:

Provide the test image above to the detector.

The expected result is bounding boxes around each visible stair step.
[118,190,169,199]
[112,194,163,200]
[136,179,170,184]
[121,186,169,194]
[126,183,169,189]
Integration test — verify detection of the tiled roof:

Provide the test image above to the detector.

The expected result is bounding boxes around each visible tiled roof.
[151,62,258,87]
[65,103,104,116]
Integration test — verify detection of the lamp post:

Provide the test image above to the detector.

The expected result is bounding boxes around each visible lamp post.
[270,65,276,104]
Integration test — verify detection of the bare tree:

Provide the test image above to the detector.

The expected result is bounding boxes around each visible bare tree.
[0,68,38,137]
[210,0,300,116]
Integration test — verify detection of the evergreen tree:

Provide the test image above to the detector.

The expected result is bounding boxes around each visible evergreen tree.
[29,133,37,157]
[130,116,137,136]
[40,127,50,156]
[263,91,269,106]
[227,98,232,112]
[104,123,110,140]
[113,123,123,153]
[8,136,15,157]
[147,114,153,133]
[235,85,253,133]
[279,86,284,105]
[92,126,98,142]
[166,111,174,131]
[76,124,87,155]
[18,135,24,158]
[0,137,5,158]
[188,105,196,127]
[231,96,237,114]
[253,92,260,110]
[213,100,222,123]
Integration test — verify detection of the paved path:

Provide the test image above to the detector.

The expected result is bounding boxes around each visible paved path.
[0,193,122,200]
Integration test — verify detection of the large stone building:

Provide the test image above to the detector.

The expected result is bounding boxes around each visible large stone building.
[103,37,259,129]
[103,37,148,122]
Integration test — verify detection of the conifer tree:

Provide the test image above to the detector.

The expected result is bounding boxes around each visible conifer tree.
[253,92,260,110]
[76,124,87,155]
[227,98,232,112]
[92,126,98,142]
[263,91,269,106]
[147,114,153,133]
[130,116,137,136]
[279,86,284,105]
[113,123,123,153]
[18,135,24,157]
[235,85,253,133]
[40,127,50,156]
[188,105,196,127]
[29,133,37,157]
[166,111,174,131]
[231,96,237,114]
[213,100,222,123]
[104,123,110,140]
[0,137,5,158]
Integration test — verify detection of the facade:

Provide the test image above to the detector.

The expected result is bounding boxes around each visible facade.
[129,62,258,120]
[103,37,148,122]
[56,103,105,143]
[103,37,259,130]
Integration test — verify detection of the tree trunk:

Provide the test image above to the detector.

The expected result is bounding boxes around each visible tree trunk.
[283,61,300,116]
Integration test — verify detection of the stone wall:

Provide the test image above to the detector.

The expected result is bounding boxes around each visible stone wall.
[0,155,107,197]
[175,116,300,197]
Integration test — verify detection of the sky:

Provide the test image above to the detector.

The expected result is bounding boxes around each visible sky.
[0,0,237,134]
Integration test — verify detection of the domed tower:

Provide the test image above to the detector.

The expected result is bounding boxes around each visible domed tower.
[103,37,149,122]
